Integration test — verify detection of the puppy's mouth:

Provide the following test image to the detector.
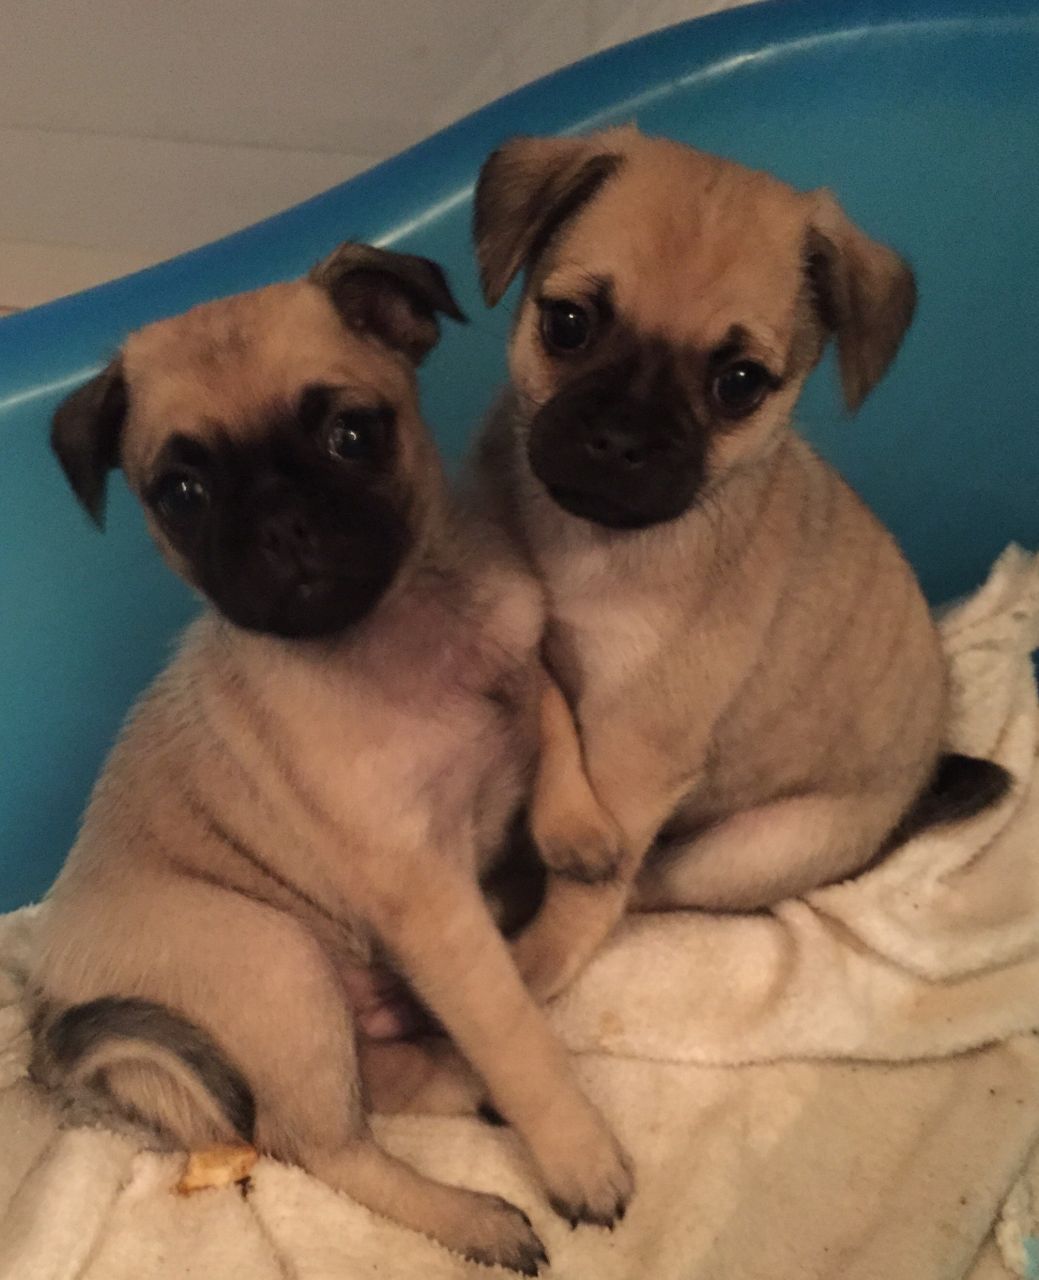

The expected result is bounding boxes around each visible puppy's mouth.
[199,524,411,641]
[543,483,667,531]
[529,440,704,532]
[267,550,410,638]
[247,571,396,639]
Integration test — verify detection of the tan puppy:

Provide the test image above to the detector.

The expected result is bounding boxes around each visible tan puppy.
[29,244,631,1273]
[470,126,1007,1001]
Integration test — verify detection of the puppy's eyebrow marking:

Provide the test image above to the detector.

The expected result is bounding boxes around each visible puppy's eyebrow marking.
[589,275,615,318]
[538,271,614,310]
[563,272,613,302]
[157,433,212,469]
[708,324,784,384]
[708,325,752,366]
[298,382,333,427]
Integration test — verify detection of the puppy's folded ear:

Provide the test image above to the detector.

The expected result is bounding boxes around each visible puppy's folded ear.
[51,359,127,527]
[805,192,917,413]
[474,136,622,306]
[311,243,466,365]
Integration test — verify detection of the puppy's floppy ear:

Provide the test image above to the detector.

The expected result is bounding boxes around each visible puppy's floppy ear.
[50,358,127,527]
[805,192,917,413]
[311,242,466,365]
[474,135,622,306]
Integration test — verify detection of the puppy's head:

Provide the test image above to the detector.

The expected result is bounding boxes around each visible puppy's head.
[51,244,465,638]
[474,127,916,530]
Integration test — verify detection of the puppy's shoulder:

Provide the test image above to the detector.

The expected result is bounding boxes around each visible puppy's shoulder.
[92,613,234,802]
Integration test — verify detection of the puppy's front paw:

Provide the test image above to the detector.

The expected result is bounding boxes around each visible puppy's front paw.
[546,1141,634,1230]
[532,1106,635,1230]
[462,1196,549,1276]
[532,805,626,884]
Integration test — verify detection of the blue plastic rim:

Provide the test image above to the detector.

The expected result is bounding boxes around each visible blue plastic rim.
[2,0,1038,911]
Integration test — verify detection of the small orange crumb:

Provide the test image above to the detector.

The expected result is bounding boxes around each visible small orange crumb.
[176,1143,258,1196]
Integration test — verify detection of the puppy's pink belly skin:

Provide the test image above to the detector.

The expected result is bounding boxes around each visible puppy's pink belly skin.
[359,999,432,1040]
[340,964,435,1041]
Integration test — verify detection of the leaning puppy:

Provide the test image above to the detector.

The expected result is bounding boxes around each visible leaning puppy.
[470,126,1009,1000]
[29,244,631,1273]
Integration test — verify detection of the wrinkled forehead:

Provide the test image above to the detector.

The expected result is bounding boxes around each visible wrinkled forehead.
[120,281,409,468]
[543,149,812,357]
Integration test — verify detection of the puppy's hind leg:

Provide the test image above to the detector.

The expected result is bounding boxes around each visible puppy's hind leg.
[632,791,908,913]
[38,882,547,1275]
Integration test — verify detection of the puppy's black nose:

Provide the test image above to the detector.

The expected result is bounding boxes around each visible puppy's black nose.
[583,423,647,469]
[259,509,320,567]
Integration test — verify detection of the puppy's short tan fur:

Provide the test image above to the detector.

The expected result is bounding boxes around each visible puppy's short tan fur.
[29,245,630,1272]
[471,127,975,999]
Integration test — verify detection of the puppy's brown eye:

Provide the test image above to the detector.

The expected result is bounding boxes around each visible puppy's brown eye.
[153,473,209,523]
[540,300,592,355]
[710,360,773,418]
[324,411,380,462]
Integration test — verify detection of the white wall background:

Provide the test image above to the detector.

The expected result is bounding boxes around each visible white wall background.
[0,0,753,309]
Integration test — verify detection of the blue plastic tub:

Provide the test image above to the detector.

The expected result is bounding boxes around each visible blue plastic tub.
[1,0,1037,911]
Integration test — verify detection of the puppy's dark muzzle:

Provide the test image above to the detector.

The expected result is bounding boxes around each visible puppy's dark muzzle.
[528,383,706,531]
[205,496,411,640]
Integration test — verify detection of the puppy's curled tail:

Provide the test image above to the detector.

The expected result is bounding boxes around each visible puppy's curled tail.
[889,752,1013,847]
[31,996,255,1148]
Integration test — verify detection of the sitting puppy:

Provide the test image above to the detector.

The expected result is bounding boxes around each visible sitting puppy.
[28,244,631,1273]
[470,126,1008,1000]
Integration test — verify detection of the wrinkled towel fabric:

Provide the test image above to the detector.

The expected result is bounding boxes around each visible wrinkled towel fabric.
[2,545,1039,1280]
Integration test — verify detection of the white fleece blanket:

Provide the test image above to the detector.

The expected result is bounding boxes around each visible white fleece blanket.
[2,545,1039,1280]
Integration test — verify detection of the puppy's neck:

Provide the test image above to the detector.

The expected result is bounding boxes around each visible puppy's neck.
[493,388,793,594]
[205,495,538,700]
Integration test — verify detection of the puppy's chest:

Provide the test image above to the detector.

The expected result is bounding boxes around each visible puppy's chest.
[374,585,536,721]
[378,641,531,768]
[306,606,536,815]
[544,578,672,702]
